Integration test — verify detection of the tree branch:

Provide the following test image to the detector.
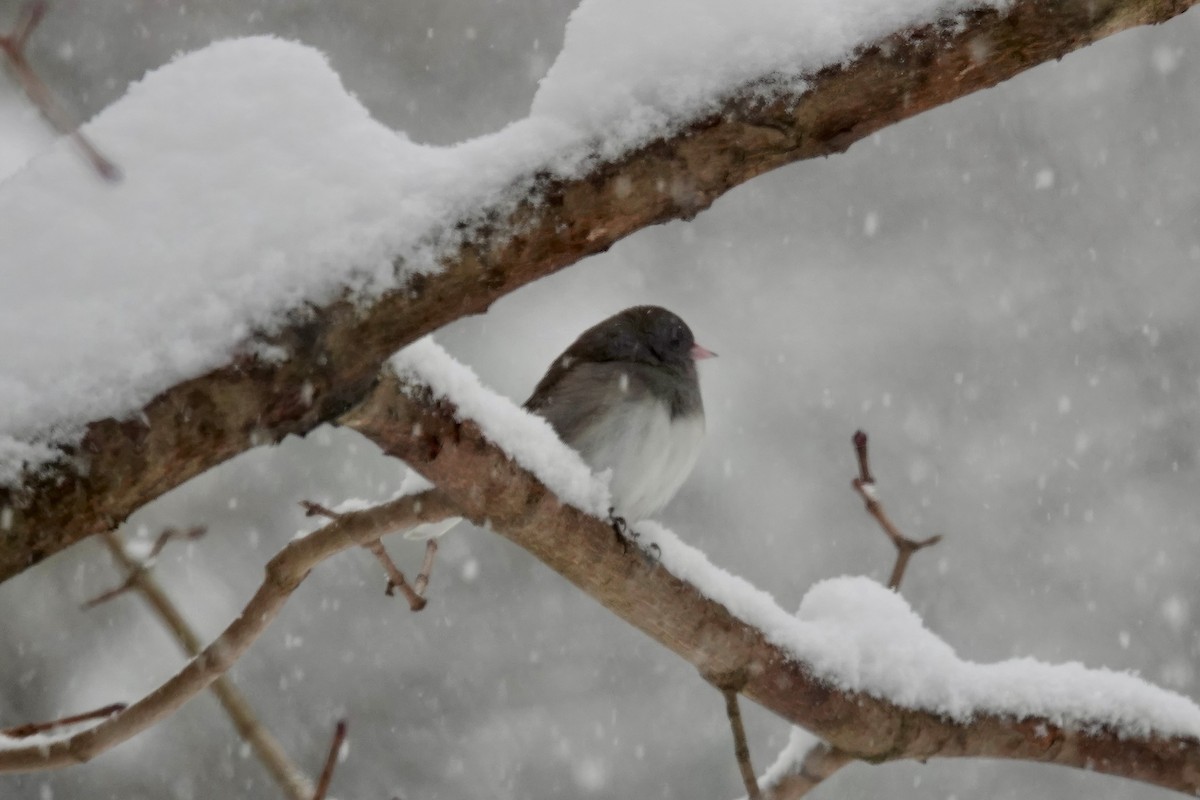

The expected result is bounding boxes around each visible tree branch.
[336,366,1200,796]
[3,0,1195,583]
[0,490,457,772]
[89,529,315,800]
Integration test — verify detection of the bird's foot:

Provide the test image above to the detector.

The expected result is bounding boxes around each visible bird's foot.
[608,508,633,551]
[607,508,659,565]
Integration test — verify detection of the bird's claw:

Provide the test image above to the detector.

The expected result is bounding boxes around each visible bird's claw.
[608,508,640,553]
[607,508,659,565]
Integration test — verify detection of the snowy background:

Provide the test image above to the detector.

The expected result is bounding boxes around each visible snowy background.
[2,1,1199,799]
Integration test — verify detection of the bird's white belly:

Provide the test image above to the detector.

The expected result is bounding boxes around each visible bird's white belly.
[574,398,705,522]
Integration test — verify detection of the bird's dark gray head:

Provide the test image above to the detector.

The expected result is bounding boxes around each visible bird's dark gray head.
[572,305,705,369]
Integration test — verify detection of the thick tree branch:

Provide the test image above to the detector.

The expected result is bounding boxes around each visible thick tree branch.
[0,491,456,772]
[337,368,1200,796]
[2,0,1195,583]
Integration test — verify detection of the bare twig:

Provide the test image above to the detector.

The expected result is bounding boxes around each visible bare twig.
[724,690,761,799]
[413,539,438,597]
[86,529,314,799]
[708,668,761,799]
[0,2,120,180]
[851,430,942,590]
[748,431,947,799]
[10,1,45,50]
[0,490,456,772]
[82,527,206,609]
[300,501,340,519]
[301,499,442,611]
[312,719,348,800]
[2,703,125,739]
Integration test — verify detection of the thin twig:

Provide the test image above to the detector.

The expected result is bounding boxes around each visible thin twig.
[724,687,762,800]
[11,1,45,50]
[2,703,126,739]
[0,2,120,180]
[91,529,314,800]
[413,539,438,597]
[312,719,348,800]
[850,430,942,590]
[706,668,761,800]
[301,499,439,611]
[81,527,206,610]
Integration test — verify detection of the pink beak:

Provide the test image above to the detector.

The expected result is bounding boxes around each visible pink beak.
[690,343,717,360]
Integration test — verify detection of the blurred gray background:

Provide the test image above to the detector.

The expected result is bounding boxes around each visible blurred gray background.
[1,1,1198,798]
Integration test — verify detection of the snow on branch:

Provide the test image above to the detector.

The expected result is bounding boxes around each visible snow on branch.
[339,340,1200,795]
[0,0,1196,585]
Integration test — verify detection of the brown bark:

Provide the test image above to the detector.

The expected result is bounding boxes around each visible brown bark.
[2,0,1196,582]
[338,370,1200,796]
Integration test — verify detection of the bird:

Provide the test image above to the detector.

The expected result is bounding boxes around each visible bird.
[523,305,714,525]
[404,305,714,540]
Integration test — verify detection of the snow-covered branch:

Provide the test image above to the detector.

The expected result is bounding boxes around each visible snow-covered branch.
[336,344,1200,795]
[2,0,1195,583]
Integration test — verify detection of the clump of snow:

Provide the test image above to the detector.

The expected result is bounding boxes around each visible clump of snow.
[532,0,991,160]
[638,523,1200,739]
[389,337,610,518]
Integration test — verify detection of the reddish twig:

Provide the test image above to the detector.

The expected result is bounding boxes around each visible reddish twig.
[413,539,438,597]
[0,1,120,180]
[2,703,126,739]
[724,688,761,800]
[301,500,436,611]
[312,719,348,800]
[708,669,761,800]
[81,527,206,609]
[851,430,942,589]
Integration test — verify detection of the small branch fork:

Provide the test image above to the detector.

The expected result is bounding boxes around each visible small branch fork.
[737,430,945,800]
[851,430,942,590]
[0,1,120,180]
[301,501,438,611]
[81,527,205,609]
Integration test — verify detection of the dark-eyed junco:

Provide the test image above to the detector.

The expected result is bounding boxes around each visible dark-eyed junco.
[524,305,714,522]
[403,306,713,540]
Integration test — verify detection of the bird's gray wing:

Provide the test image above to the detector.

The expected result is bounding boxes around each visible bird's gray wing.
[524,361,653,446]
